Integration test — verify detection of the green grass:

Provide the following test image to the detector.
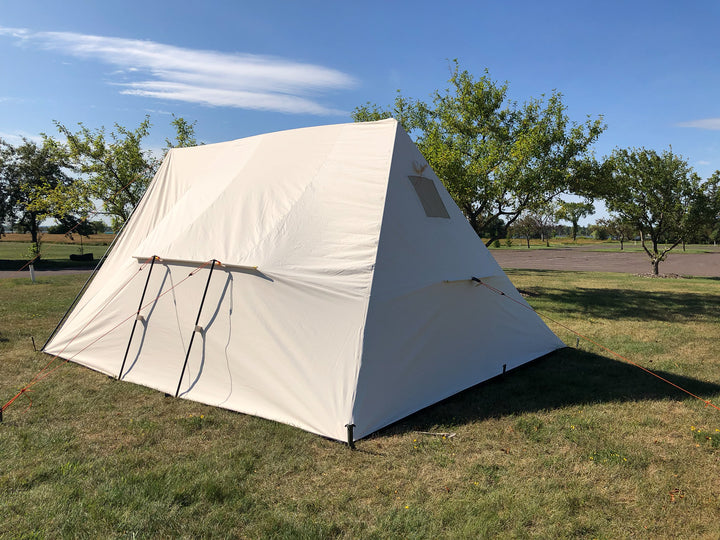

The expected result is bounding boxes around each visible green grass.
[0,239,112,270]
[1,271,720,537]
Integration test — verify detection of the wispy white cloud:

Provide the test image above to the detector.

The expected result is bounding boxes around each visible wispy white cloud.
[0,26,356,115]
[0,130,43,145]
[697,160,711,166]
[676,118,720,130]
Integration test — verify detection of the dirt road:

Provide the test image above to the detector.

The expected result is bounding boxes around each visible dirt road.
[1,248,718,279]
[491,248,720,277]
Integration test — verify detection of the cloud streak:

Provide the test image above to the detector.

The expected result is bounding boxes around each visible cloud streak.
[676,118,720,130]
[0,130,43,145]
[0,27,356,115]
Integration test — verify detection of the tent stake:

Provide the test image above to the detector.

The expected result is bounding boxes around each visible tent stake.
[175,260,217,398]
[118,256,157,379]
[345,423,356,450]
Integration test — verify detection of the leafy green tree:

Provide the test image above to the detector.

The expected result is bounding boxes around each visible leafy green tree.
[528,202,558,247]
[0,159,9,235]
[588,222,609,240]
[51,115,199,232]
[598,216,636,249]
[602,148,710,275]
[511,214,540,248]
[47,216,101,236]
[688,170,719,246]
[706,171,720,244]
[556,200,595,241]
[164,115,199,154]
[53,116,159,231]
[353,61,606,245]
[0,137,73,253]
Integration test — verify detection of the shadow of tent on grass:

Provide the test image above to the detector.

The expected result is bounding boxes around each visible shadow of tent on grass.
[518,282,720,322]
[377,348,720,438]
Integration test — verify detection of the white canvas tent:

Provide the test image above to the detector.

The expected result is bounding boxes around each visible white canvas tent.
[44,119,564,443]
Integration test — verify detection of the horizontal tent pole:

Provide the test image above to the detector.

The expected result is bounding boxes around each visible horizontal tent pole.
[132,255,257,271]
[443,277,480,284]
[440,275,499,285]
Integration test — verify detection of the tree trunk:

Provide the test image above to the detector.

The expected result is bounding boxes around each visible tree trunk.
[526,236,530,249]
[652,258,660,276]
[620,239,624,250]
[27,214,42,259]
[29,214,38,245]
[572,222,578,242]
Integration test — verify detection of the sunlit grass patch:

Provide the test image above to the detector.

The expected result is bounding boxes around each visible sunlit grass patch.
[690,425,720,449]
[1,270,720,537]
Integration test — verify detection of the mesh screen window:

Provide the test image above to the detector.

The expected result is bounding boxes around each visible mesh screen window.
[408,176,450,218]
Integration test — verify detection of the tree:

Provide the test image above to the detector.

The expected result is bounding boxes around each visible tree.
[556,200,595,241]
[598,216,636,250]
[352,61,606,245]
[0,137,73,254]
[164,115,198,154]
[52,115,199,232]
[53,116,158,231]
[683,170,719,247]
[512,214,540,248]
[602,148,710,275]
[706,171,720,244]
[528,202,558,247]
[588,222,609,240]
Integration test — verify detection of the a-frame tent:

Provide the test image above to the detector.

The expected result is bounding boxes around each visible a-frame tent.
[44,119,564,443]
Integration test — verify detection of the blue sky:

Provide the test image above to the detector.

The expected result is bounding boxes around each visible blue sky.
[1,1,719,222]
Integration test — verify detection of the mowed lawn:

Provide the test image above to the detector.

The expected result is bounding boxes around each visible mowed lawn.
[0,235,113,271]
[1,269,719,538]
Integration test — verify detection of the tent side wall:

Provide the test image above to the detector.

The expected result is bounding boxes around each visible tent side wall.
[350,125,564,440]
[44,121,401,442]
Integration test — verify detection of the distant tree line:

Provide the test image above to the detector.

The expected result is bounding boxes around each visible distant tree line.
[1,62,719,275]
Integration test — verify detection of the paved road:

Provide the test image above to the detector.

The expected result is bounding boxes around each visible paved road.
[1,249,718,279]
[491,248,720,277]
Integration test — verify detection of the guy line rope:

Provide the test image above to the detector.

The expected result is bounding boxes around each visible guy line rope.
[2,173,150,417]
[471,277,720,413]
[1,257,216,419]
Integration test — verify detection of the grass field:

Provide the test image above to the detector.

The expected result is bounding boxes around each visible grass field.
[0,234,113,270]
[1,270,719,538]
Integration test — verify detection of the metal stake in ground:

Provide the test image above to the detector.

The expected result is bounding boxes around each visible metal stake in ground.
[345,423,356,450]
[175,260,217,398]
